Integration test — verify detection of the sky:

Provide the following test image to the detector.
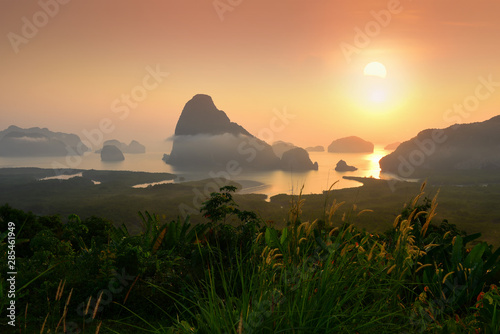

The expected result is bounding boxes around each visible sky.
[1,0,500,152]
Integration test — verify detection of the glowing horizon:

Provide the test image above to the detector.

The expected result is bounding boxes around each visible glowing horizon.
[1,1,500,151]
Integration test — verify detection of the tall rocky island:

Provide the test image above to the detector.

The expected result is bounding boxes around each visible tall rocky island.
[164,94,317,171]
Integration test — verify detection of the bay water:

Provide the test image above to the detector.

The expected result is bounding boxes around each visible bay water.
[0,146,394,198]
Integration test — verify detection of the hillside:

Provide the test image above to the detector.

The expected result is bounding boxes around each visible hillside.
[380,115,500,178]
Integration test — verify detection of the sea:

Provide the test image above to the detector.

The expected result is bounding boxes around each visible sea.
[0,146,395,198]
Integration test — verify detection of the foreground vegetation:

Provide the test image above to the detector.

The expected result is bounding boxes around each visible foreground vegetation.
[1,184,500,333]
[1,167,500,248]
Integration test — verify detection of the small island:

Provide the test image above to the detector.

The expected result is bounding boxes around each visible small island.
[335,160,358,172]
[101,145,125,162]
[97,139,146,154]
[272,141,297,158]
[328,136,374,153]
[305,145,325,152]
[281,147,319,171]
[384,142,400,150]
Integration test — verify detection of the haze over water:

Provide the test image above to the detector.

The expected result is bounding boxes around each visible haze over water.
[0,146,391,197]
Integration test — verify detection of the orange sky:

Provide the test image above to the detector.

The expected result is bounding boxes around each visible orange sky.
[1,0,500,151]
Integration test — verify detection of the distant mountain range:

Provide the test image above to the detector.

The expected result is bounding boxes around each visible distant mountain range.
[379,115,500,177]
[0,125,89,157]
[164,94,318,171]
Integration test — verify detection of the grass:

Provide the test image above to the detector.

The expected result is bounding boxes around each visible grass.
[268,177,500,248]
[6,279,104,334]
[118,234,410,333]
[1,169,500,332]
[101,184,500,333]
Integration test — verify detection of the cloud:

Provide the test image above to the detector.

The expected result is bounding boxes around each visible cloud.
[12,136,48,142]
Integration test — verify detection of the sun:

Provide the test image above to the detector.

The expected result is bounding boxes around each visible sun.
[361,62,389,103]
[368,88,387,103]
[345,58,410,113]
[363,62,387,79]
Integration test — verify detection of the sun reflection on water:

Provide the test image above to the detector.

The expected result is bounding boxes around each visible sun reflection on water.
[365,149,386,178]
